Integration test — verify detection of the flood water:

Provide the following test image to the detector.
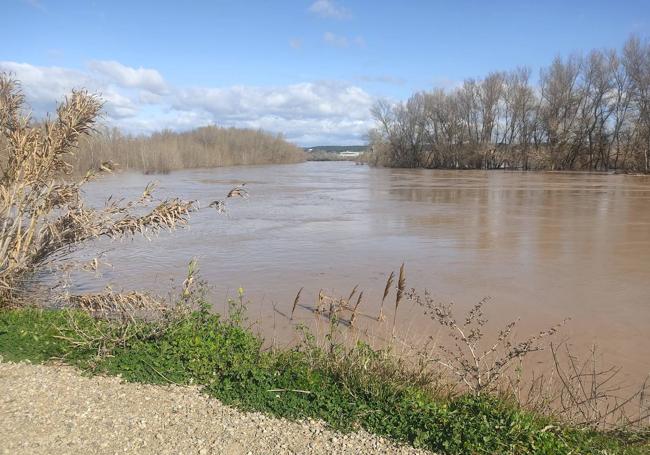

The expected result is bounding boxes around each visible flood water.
[76,162,650,382]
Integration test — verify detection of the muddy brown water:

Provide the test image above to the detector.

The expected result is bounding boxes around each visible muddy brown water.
[74,162,650,384]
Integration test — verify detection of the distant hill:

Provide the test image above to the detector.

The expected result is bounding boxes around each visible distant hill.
[303,145,368,153]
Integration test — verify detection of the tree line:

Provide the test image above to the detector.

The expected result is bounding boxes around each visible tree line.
[74,125,306,174]
[368,35,650,172]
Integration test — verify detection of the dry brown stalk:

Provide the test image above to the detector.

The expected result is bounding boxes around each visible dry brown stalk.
[290,287,303,320]
[314,289,325,317]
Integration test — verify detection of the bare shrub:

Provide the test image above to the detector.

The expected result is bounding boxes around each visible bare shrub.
[0,74,196,305]
[407,291,564,394]
[273,264,649,433]
[519,342,650,430]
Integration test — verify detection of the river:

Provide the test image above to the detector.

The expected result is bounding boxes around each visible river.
[75,161,650,382]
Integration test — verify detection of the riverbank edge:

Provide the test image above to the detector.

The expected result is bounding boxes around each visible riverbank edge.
[0,361,430,454]
[0,307,647,455]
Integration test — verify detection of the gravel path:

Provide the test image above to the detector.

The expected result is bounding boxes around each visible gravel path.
[0,361,431,455]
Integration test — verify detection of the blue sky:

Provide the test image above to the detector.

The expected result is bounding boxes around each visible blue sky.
[2,0,649,145]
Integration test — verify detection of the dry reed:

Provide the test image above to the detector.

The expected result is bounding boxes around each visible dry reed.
[0,74,196,305]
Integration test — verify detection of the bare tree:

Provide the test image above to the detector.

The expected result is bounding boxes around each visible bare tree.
[623,34,650,172]
[369,34,650,173]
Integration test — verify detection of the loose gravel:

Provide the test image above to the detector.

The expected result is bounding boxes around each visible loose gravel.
[0,361,432,455]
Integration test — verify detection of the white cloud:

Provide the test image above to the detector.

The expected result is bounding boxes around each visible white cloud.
[289,38,303,49]
[323,32,348,48]
[357,74,406,85]
[0,60,375,145]
[171,81,375,143]
[353,36,366,48]
[323,32,366,49]
[88,60,168,94]
[23,0,46,12]
[309,0,351,20]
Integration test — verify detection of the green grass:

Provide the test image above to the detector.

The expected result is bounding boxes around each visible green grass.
[0,307,647,455]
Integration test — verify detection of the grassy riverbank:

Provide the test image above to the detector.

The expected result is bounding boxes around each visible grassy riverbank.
[1,307,647,455]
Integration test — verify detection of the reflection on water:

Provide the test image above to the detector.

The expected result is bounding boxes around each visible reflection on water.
[75,162,650,381]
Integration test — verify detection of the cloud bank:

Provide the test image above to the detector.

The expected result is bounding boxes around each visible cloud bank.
[0,60,375,145]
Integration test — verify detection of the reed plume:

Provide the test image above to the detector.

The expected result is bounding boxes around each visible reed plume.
[378,271,394,322]
[290,287,303,320]
[392,263,406,336]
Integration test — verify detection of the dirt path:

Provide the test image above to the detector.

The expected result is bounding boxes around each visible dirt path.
[0,361,430,454]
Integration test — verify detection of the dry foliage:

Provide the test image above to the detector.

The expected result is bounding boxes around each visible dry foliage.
[0,74,196,305]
